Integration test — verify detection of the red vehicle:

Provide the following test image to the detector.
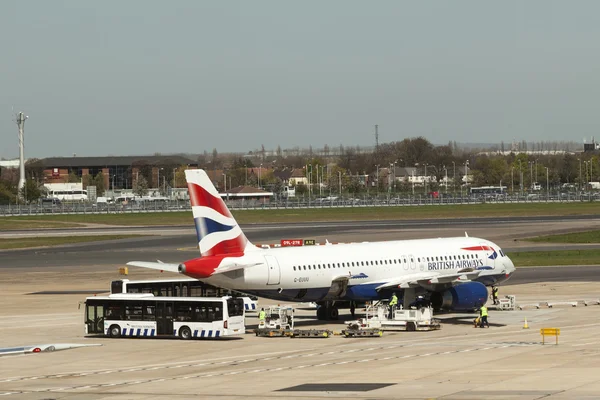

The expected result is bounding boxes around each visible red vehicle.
[428,191,440,198]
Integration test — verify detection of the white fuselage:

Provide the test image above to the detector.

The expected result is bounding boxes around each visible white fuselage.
[201,236,515,302]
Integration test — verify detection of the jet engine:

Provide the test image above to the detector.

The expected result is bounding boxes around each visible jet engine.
[430,281,488,311]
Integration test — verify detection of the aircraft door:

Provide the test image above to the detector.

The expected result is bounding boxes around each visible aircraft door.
[402,255,409,270]
[409,255,416,270]
[265,255,281,285]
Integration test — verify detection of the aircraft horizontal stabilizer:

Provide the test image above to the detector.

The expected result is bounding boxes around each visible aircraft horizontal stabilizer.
[126,261,182,274]
[213,262,262,274]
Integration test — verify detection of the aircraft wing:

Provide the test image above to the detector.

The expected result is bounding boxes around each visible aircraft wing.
[374,269,481,291]
[127,261,182,274]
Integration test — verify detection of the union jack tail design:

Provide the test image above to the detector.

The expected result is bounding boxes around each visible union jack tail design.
[185,169,255,257]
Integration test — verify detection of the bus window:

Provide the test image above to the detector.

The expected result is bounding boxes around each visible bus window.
[176,304,193,321]
[105,303,124,320]
[143,305,155,321]
[125,303,143,320]
[111,280,123,294]
[227,298,244,317]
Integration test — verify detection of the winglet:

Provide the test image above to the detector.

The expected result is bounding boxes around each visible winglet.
[465,231,469,237]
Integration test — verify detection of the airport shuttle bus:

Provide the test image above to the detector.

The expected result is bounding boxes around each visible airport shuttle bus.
[111,278,258,312]
[84,294,245,339]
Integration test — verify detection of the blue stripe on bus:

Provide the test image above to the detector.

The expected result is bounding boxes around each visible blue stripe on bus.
[208,330,213,337]
[151,329,155,336]
[200,330,205,338]
[143,328,148,336]
[136,328,141,336]
[173,329,176,335]
[215,330,220,337]
[122,328,127,336]
[194,330,198,337]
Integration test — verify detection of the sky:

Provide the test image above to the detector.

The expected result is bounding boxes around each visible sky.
[1,1,599,159]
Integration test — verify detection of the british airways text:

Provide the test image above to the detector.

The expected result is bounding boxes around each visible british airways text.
[428,258,484,270]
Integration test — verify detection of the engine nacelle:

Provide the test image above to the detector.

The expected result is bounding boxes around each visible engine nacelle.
[430,281,488,311]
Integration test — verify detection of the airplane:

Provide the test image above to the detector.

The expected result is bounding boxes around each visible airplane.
[128,169,516,320]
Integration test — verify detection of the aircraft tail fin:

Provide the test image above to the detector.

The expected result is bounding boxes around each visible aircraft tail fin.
[185,169,256,257]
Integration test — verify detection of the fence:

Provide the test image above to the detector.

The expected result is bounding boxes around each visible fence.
[1,192,598,217]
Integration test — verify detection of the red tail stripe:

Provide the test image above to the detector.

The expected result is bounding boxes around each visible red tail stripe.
[204,235,246,257]
[461,245,493,251]
[188,182,231,218]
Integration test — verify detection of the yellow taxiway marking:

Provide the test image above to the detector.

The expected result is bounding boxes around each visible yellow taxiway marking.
[177,246,198,251]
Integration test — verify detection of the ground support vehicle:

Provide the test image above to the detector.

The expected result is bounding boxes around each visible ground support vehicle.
[254,306,332,338]
[255,306,294,337]
[289,329,333,338]
[346,302,441,332]
[341,326,383,337]
[490,295,516,311]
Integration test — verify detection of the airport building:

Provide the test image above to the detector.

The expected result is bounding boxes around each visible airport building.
[40,155,197,190]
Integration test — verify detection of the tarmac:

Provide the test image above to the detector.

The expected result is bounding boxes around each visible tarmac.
[1,269,600,400]
[2,217,600,399]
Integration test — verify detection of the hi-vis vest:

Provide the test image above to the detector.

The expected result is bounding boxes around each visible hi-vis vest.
[259,311,266,320]
[480,306,488,317]
[389,295,398,306]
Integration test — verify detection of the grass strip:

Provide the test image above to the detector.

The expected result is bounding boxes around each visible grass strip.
[0,219,84,230]
[524,230,600,244]
[508,249,600,267]
[1,202,599,228]
[0,235,143,250]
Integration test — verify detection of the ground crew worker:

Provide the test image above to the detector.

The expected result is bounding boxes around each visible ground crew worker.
[388,293,398,319]
[492,286,499,305]
[479,305,489,328]
[349,301,356,319]
[258,308,266,326]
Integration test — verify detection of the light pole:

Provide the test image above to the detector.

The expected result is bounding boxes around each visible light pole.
[443,165,448,193]
[578,158,582,192]
[529,161,533,189]
[157,168,160,191]
[424,163,428,194]
[338,171,342,195]
[452,161,456,195]
[545,167,549,199]
[518,159,523,196]
[535,159,538,183]
[375,165,380,195]
[584,161,589,189]
[259,163,263,189]
[223,173,227,193]
[511,167,514,194]
[464,160,469,195]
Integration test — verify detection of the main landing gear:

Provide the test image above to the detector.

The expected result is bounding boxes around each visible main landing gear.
[316,301,339,321]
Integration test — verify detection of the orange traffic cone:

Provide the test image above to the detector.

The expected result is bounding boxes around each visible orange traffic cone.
[523,318,529,329]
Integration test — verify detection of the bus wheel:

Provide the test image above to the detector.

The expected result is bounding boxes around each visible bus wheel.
[109,325,121,338]
[179,326,192,340]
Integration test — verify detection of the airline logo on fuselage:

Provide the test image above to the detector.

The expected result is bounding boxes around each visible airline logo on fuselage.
[349,272,369,279]
[428,258,484,271]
